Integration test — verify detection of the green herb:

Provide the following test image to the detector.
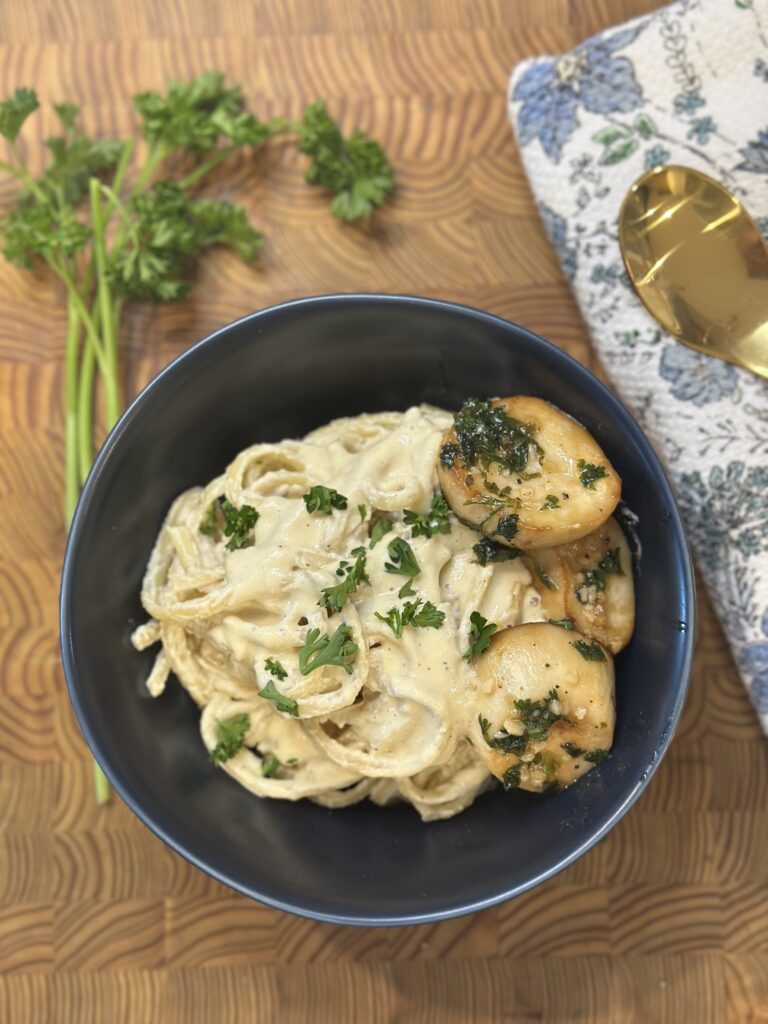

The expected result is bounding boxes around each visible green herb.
[221,499,259,551]
[357,504,366,522]
[575,547,624,603]
[549,617,575,630]
[527,557,558,591]
[473,538,522,566]
[464,611,497,661]
[403,495,452,539]
[319,546,370,614]
[200,500,220,536]
[209,713,250,765]
[384,537,421,597]
[561,741,584,758]
[571,639,606,662]
[265,658,288,681]
[540,494,560,510]
[299,624,358,676]
[584,748,609,764]
[598,547,624,576]
[374,597,445,639]
[369,515,392,548]
[302,485,348,515]
[452,398,541,473]
[439,443,459,468]
[502,764,521,790]
[261,755,282,778]
[297,99,395,221]
[258,679,299,716]
[478,714,527,756]
[577,459,609,489]
[513,689,564,741]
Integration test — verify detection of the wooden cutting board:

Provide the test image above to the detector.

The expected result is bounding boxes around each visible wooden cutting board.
[0,1,765,1020]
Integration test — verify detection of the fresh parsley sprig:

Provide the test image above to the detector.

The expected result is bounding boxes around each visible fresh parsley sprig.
[209,713,250,765]
[299,624,358,676]
[303,485,348,515]
[384,537,421,597]
[265,658,288,680]
[374,597,445,639]
[258,679,299,716]
[577,459,608,489]
[464,611,497,661]
[319,547,370,614]
[403,495,452,539]
[221,499,259,551]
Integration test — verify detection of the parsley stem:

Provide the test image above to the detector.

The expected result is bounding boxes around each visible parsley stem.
[64,290,81,526]
[178,144,237,190]
[93,761,110,804]
[76,328,95,484]
[89,177,120,428]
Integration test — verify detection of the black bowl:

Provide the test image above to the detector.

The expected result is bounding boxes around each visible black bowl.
[60,294,694,926]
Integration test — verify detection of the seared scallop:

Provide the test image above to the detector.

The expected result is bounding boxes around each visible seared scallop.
[523,517,635,654]
[471,622,615,793]
[438,396,620,550]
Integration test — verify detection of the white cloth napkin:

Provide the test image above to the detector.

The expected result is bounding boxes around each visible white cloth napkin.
[508,0,768,732]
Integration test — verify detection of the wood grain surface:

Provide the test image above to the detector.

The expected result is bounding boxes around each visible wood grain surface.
[0,1,766,1021]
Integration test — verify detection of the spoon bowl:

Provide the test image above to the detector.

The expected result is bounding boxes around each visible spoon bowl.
[619,165,768,379]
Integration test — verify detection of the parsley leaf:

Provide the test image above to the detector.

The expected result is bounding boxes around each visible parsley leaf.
[561,741,584,758]
[473,538,522,566]
[209,713,250,765]
[384,537,421,597]
[297,100,395,222]
[464,611,497,661]
[319,547,370,614]
[577,459,608,489]
[0,87,39,142]
[439,442,459,468]
[571,639,606,662]
[598,547,624,576]
[478,714,527,755]
[265,658,287,681]
[548,617,575,630]
[358,504,366,522]
[584,748,609,764]
[502,764,521,790]
[260,754,282,778]
[375,597,445,638]
[452,398,541,473]
[221,499,259,550]
[574,547,624,603]
[200,500,220,536]
[258,679,299,716]
[299,624,358,676]
[369,514,392,548]
[540,494,560,510]
[403,495,452,539]
[513,689,564,741]
[303,485,348,515]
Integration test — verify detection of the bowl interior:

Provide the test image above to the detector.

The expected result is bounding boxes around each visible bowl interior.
[61,295,693,925]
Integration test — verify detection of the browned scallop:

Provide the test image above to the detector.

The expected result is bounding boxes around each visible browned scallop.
[437,396,620,550]
[470,622,615,794]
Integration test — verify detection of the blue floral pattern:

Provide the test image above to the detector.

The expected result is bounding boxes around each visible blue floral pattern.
[509,0,768,731]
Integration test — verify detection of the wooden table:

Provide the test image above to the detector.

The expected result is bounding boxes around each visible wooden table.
[1,1,766,1020]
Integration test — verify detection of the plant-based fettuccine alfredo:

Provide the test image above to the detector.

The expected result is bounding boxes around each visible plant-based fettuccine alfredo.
[133,398,636,821]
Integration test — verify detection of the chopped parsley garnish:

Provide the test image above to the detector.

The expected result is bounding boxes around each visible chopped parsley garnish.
[571,639,606,662]
[575,547,624,603]
[464,611,497,661]
[478,714,527,755]
[318,546,370,614]
[261,754,281,778]
[258,679,299,716]
[375,597,445,639]
[526,556,558,591]
[561,741,584,758]
[299,624,358,676]
[384,537,421,597]
[494,513,520,541]
[584,748,609,764]
[473,538,522,566]
[577,459,608,489]
[439,442,459,468]
[209,713,250,765]
[453,398,541,473]
[540,494,560,510]
[369,514,392,548]
[549,617,575,630]
[514,689,564,741]
[403,494,452,539]
[302,485,348,515]
[264,657,287,680]
[502,763,521,790]
[221,499,259,551]
[358,504,366,522]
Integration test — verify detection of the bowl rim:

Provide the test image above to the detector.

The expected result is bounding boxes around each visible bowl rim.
[60,292,696,926]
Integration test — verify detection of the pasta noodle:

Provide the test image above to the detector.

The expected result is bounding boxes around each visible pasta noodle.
[133,405,554,821]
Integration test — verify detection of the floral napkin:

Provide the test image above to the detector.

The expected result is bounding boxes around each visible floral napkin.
[507,0,768,732]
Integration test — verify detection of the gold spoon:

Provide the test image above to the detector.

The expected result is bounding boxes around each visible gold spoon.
[618,164,768,380]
